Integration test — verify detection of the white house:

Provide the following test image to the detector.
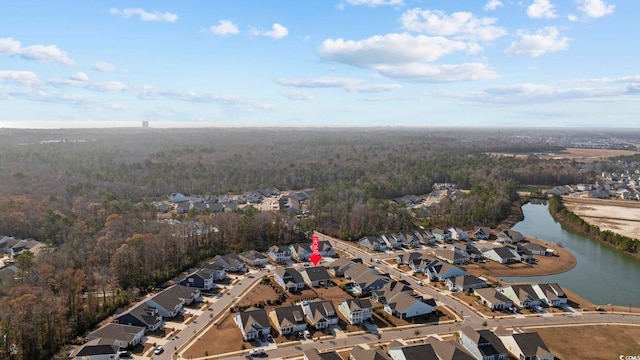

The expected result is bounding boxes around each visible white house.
[302,300,339,329]
[338,298,373,325]
[499,332,554,360]
[235,308,271,341]
[459,326,509,360]
[474,288,513,310]
[384,292,434,319]
[268,306,307,335]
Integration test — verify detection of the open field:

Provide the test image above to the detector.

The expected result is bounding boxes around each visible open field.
[564,197,640,241]
[489,148,639,163]
[536,324,640,360]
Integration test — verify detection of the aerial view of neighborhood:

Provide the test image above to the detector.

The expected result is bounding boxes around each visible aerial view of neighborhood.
[1,126,640,360]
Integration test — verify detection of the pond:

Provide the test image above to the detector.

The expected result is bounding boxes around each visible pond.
[502,200,640,306]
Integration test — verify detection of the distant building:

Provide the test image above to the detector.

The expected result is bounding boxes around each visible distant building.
[142,121,149,128]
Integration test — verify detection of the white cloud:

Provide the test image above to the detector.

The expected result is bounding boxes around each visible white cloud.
[374,63,499,82]
[400,9,507,42]
[341,0,404,7]
[92,61,125,73]
[210,20,239,35]
[527,0,557,19]
[263,23,289,39]
[109,8,178,22]
[505,26,570,57]
[282,91,315,100]
[567,14,579,21]
[563,76,640,84]
[70,72,89,82]
[274,76,401,93]
[484,0,503,11]
[452,82,629,103]
[0,70,40,86]
[319,33,471,67]
[0,37,74,65]
[49,78,128,92]
[576,0,615,19]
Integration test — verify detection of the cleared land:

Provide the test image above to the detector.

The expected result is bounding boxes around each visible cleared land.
[536,324,640,360]
[564,197,640,241]
[490,148,639,163]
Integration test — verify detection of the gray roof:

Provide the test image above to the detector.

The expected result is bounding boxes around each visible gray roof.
[453,275,486,287]
[88,323,144,343]
[349,345,392,360]
[512,332,552,357]
[303,348,342,360]
[149,285,197,310]
[271,306,306,328]
[238,308,270,334]
[239,250,267,262]
[71,339,119,357]
[275,267,304,284]
[392,343,439,360]
[459,327,508,357]
[303,266,331,282]
[341,298,373,312]
[425,338,476,360]
[485,246,519,259]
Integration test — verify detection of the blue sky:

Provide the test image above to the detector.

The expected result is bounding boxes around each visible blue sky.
[0,0,637,128]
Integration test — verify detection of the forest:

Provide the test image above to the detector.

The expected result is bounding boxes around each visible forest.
[0,126,601,359]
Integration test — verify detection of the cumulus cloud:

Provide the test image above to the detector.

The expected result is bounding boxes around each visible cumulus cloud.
[374,63,499,82]
[400,9,507,42]
[49,78,128,92]
[282,91,315,100]
[505,26,570,57]
[0,37,74,65]
[92,61,125,73]
[259,23,289,39]
[209,20,239,35]
[274,76,401,93]
[319,33,471,67]
[340,0,404,7]
[576,0,615,19]
[70,72,89,82]
[109,8,178,22]
[563,76,640,84]
[0,70,40,86]
[484,0,503,11]
[527,0,557,19]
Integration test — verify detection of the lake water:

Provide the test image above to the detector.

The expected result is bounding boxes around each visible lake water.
[501,201,640,306]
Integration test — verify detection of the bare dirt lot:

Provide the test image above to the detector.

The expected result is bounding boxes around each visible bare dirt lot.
[564,197,640,241]
[536,324,640,360]
[490,148,639,163]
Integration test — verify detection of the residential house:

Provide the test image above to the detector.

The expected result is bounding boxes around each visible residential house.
[317,240,336,257]
[388,340,440,360]
[86,323,145,349]
[268,245,291,264]
[176,201,191,214]
[235,308,271,341]
[448,227,469,242]
[302,300,339,329]
[415,229,435,245]
[474,288,513,310]
[499,332,554,360]
[520,242,554,257]
[303,348,343,360]
[238,250,269,267]
[473,227,492,240]
[408,256,439,274]
[384,292,435,319]
[268,306,307,336]
[349,345,392,360]
[212,253,246,272]
[372,281,413,304]
[359,236,387,252]
[433,247,470,265]
[400,232,422,248]
[328,257,356,277]
[113,305,163,332]
[497,230,524,244]
[207,202,224,213]
[351,272,390,295]
[338,298,373,325]
[396,252,425,266]
[425,337,476,360]
[482,247,521,264]
[169,193,188,202]
[344,263,375,281]
[432,229,452,243]
[145,285,202,318]
[301,266,332,288]
[425,262,466,282]
[290,243,312,262]
[179,264,225,290]
[459,326,509,360]
[446,275,487,292]
[274,267,305,293]
[381,234,404,249]
[509,245,535,264]
[533,283,568,307]
[499,284,541,308]
[70,338,120,360]
[7,239,44,258]
[465,244,484,262]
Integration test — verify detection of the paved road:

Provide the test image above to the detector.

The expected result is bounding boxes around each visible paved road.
[151,232,640,359]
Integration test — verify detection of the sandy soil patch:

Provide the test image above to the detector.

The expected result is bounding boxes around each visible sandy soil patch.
[535,324,640,360]
[564,197,640,240]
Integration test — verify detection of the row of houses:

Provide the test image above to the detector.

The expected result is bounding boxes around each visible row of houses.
[473,283,567,310]
[267,240,336,263]
[70,284,204,359]
[304,326,553,360]
[235,297,374,341]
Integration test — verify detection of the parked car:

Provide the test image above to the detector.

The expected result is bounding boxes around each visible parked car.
[154,346,164,355]
[249,348,267,357]
[304,330,311,339]
[533,305,543,313]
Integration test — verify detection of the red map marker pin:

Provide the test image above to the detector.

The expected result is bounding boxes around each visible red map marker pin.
[309,235,322,266]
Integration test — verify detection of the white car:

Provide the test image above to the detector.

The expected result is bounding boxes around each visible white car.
[154,346,164,355]
[249,348,266,357]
